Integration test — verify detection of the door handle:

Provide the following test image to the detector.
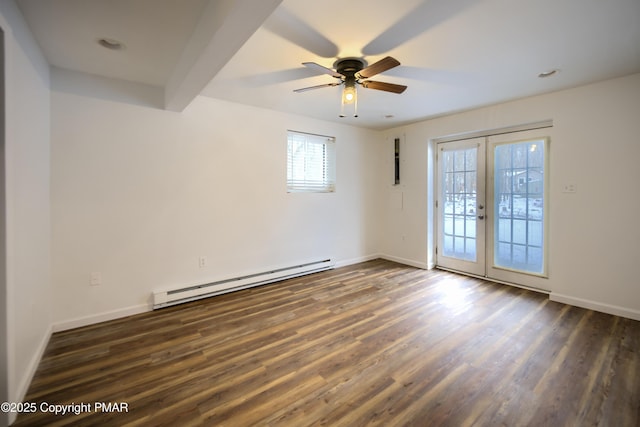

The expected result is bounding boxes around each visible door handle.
[478,215,485,220]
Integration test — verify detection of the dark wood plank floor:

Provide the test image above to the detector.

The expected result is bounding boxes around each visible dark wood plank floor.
[15,259,640,426]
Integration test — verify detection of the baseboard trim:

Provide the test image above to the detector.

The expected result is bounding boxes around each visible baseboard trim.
[11,324,53,425]
[52,303,152,333]
[379,254,429,270]
[550,292,640,321]
[334,254,380,269]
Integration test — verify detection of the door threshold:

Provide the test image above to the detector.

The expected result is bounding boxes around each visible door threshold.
[435,265,550,295]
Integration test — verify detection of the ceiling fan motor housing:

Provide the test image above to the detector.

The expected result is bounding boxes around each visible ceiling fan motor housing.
[333,57,367,78]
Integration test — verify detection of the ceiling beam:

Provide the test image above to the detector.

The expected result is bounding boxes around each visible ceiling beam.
[164,0,282,112]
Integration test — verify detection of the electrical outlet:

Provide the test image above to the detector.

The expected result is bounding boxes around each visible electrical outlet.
[90,272,102,286]
[198,256,207,268]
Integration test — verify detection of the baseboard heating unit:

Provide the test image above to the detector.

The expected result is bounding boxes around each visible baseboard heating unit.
[153,259,334,309]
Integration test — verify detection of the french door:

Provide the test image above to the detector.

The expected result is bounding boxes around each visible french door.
[436,130,550,290]
[436,138,486,276]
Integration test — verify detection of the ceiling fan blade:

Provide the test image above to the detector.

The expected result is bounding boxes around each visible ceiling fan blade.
[293,82,341,93]
[360,80,407,94]
[362,0,477,56]
[302,62,344,78]
[356,56,401,79]
[263,8,338,58]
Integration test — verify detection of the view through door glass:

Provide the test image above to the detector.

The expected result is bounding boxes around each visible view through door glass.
[493,140,546,274]
[443,147,478,260]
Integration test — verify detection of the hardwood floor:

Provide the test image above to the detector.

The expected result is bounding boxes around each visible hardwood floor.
[15,259,640,426]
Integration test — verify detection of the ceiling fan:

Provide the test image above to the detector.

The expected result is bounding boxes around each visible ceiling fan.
[294,56,407,117]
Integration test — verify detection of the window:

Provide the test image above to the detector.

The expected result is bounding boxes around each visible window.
[287,130,336,193]
[493,138,547,275]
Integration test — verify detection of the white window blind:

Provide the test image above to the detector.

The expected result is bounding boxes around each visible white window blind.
[287,130,336,193]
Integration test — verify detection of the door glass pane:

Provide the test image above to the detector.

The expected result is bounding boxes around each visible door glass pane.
[442,148,477,261]
[494,140,545,274]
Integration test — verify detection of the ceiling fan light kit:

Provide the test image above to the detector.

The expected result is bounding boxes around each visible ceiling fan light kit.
[340,77,358,118]
[295,56,407,118]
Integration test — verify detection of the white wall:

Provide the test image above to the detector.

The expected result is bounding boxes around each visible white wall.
[51,71,640,328]
[377,133,431,269]
[379,73,640,319]
[51,75,381,329]
[0,0,52,418]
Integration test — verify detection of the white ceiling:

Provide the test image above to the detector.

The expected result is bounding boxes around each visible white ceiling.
[16,0,640,129]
